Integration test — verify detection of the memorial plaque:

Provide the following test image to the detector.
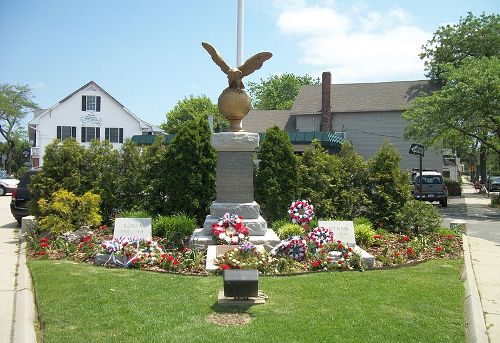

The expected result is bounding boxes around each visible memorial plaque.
[318,221,356,247]
[216,151,254,203]
[113,218,152,241]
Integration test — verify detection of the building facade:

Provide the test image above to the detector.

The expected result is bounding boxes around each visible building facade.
[28,81,162,167]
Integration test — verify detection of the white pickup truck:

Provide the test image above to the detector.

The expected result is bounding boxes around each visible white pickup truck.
[413,171,448,207]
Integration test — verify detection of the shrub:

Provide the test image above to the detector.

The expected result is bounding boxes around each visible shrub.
[164,117,216,224]
[353,216,372,227]
[153,214,197,246]
[444,179,461,196]
[270,218,290,231]
[255,126,299,223]
[354,223,376,248]
[277,223,304,239]
[37,189,101,234]
[117,210,151,218]
[397,200,442,235]
[367,140,413,230]
[491,194,500,208]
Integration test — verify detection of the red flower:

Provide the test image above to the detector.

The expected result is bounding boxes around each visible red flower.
[446,234,453,240]
[40,242,49,248]
[161,253,167,259]
[403,235,410,242]
[83,235,91,242]
[78,242,84,249]
[312,260,320,268]
[221,264,230,270]
[39,251,46,256]
[373,234,382,240]
[39,237,49,243]
[436,246,443,253]
[173,259,179,266]
[338,243,344,249]
[347,247,352,252]
[394,252,400,257]
[407,247,415,255]
[167,255,174,262]
[343,253,349,259]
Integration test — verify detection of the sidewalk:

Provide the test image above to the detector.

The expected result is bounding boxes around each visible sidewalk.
[461,182,500,343]
[0,196,37,343]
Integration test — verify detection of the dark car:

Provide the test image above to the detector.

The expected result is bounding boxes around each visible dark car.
[488,176,500,192]
[10,169,40,225]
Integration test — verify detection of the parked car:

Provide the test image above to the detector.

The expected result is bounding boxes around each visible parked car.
[487,176,500,192]
[0,173,19,196]
[413,171,448,207]
[10,169,40,225]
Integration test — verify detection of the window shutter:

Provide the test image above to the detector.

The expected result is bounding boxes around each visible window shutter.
[81,127,86,142]
[119,128,123,143]
[96,127,100,141]
[105,128,109,140]
[57,126,61,140]
[72,126,77,138]
[82,96,86,111]
[96,96,101,112]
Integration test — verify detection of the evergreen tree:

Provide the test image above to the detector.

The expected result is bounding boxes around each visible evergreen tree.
[164,116,216,224]
[84,140,119,221]
[367,141,412,230]
[142,136,169,215]
[255,126,299,223]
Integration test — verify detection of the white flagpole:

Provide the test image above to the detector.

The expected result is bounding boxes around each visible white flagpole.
[237,0,244,66]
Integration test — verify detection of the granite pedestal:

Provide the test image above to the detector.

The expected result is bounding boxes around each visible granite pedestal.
[189,132,280,249]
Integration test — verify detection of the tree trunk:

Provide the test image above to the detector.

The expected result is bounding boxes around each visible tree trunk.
[479,146,487,183]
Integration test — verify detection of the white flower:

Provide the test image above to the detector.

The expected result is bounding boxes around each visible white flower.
[232,236,239,243]
[218,233,225,239]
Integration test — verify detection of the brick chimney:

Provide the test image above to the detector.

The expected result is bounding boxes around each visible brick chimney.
[320,71,332,132]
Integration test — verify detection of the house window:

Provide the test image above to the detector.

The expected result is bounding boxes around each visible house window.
[81,95,101,112]
[105,128,123,143]
[81,127,100,143]
[57,126,76,141]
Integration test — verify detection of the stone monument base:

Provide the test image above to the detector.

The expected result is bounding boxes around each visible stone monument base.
[189,228,280,251]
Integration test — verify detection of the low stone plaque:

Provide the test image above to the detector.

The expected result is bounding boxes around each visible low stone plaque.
[318,221,356,247]
[113,218,152,241]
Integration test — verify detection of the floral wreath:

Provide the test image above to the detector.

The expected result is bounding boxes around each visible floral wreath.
[308,227,334,248]
[288,200,314,224]
[284,236,308,261]
[211,213,250,245]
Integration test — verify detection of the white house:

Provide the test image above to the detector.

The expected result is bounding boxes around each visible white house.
[28,81,163,167]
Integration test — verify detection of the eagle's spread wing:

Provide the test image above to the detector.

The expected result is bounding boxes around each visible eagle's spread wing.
[202,42,231,75]
[238,52,272,77]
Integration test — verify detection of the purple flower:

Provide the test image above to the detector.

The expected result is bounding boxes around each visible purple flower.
[239,241,255,252]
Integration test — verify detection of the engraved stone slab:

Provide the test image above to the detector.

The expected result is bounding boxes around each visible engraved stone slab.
[318,221,356,247]
[211,132,259,152]
[210,202,261,219]
[114,218,152,241]
[216,151,254,203]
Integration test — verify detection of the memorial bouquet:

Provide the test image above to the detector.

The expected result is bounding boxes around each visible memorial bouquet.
[211,213,250,245]
[215,242,270,271]
[288,200,314,225]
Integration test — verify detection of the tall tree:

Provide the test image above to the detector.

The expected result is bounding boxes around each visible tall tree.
[161,95,226,134]
[255,126,299,223]
[0,84,38,173]
[247,73,320,110]
[420,12,500,80]
[404,57,500,171]
[163,116,216,224]
[0,129,30,175]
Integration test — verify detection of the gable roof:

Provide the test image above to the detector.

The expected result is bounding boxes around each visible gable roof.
[242,110,293,133]
[29,81,163,132]
[291,80,440,115]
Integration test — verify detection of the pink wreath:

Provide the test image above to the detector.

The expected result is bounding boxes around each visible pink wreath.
[308,227,334,248]
[288,200,314,224]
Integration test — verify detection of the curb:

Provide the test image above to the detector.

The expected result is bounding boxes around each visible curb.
[12,233,37,343]
[462,234,489,343]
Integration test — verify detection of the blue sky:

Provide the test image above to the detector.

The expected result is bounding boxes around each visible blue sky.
[1,0,498,127]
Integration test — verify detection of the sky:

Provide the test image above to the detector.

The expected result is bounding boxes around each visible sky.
[1,0,498,128]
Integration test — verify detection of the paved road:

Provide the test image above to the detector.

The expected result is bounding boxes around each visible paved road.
[438,183,500,244]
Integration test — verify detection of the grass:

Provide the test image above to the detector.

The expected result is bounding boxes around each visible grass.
[29,259,465,343]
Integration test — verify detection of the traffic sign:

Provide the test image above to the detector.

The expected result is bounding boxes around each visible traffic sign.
[409,144,424,157]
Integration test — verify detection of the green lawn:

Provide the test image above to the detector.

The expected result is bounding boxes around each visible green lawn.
[29,259,465,343]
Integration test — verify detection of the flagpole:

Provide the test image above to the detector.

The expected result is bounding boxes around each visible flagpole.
[236,0,244,66]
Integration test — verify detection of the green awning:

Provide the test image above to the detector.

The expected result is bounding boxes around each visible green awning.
[131,134,175,145]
